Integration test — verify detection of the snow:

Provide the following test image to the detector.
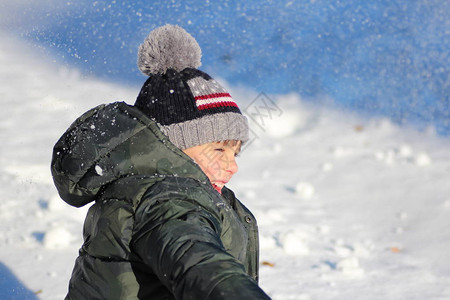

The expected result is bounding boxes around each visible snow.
[8,1,448,135]
[294,182,316,200]
[1,32,450,300]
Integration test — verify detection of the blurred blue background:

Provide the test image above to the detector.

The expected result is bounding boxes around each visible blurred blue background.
[2,0,449,134]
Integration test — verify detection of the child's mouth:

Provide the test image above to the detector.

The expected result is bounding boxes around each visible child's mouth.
[212,182,226,194]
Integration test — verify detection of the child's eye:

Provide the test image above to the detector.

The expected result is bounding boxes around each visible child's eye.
[214,148,225,152]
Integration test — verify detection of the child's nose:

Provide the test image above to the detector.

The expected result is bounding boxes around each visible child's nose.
[225,155,238,175]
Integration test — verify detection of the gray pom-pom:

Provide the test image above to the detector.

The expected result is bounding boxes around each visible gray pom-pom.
[138,24,202,75]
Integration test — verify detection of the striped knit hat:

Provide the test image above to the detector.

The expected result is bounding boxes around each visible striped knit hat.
[135,24,249,150]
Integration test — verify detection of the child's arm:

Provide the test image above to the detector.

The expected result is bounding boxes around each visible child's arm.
[132,196,271,300]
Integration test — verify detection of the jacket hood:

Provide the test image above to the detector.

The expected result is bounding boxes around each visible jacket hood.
[51,102,208,207]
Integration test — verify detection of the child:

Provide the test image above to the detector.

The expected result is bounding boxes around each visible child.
[51,24,271,299]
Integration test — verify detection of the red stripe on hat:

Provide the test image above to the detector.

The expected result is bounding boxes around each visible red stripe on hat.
[197,101,239,110]
[194,93,232,100]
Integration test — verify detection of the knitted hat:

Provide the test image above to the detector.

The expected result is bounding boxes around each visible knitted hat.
[134,24,249,150]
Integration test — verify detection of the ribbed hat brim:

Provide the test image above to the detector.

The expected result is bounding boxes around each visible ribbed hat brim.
[160,112,249,150]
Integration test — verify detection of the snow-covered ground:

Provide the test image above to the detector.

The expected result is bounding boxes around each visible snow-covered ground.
[1,32,450,300]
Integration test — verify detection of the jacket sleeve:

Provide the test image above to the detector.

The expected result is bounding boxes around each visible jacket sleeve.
[131,193,271,300]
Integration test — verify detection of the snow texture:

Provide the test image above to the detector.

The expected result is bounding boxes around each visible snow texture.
[3,1,448,135]
[1,32,450,300]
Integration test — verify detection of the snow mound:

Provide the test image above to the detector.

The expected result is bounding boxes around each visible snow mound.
[43,227,74,250]
[336,257,364,277]
[280,231,310,256]
[295,182,315,199]
[251,94,315,139]
[414,152,432,166]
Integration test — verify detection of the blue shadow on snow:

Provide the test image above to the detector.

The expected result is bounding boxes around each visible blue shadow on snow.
[0,262,39,300]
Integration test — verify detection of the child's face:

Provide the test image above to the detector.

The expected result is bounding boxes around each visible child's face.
[183,141,241,194]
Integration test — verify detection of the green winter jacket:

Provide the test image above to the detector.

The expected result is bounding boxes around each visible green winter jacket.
[51,102,271,300]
